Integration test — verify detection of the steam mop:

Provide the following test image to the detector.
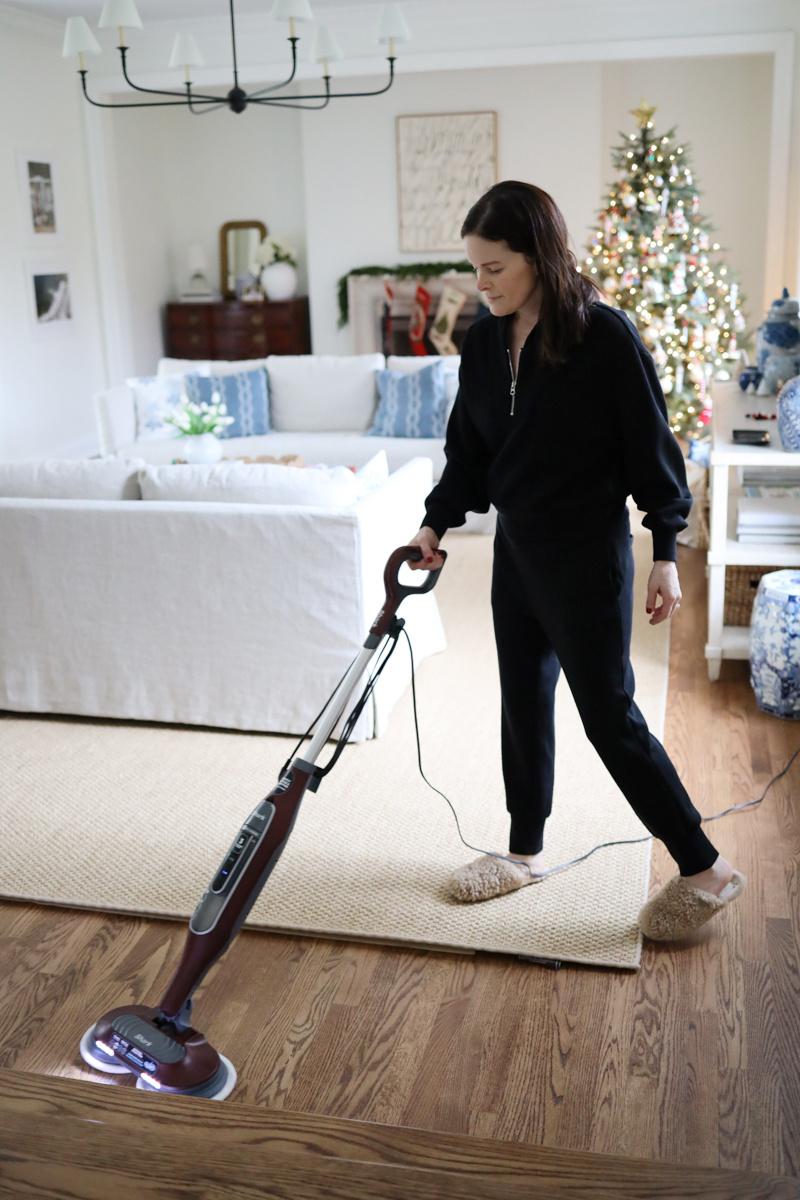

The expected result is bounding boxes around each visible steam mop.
[79,545,445,1100]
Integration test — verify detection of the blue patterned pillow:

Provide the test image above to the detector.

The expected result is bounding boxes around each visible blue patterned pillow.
[370,360,448,438]
[184,368,270,439]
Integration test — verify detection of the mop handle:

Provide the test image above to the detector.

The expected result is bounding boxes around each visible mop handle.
[157,544,447,1020]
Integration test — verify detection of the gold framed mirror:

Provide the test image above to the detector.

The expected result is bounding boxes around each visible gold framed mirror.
[220,220,267,299]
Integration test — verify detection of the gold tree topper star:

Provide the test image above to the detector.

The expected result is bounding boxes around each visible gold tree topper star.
[630,97,658,128]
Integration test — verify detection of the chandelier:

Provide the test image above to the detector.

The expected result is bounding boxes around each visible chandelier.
[61,0,411,112]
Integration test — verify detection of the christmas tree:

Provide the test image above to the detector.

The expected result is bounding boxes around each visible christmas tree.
[583,98,747,440]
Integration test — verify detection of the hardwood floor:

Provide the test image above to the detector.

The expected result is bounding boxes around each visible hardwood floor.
[1,545,799,1181]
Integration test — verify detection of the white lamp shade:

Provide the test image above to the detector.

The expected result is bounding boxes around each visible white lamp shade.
[376,3,411,43]
[98,0,143,28]
[187,243,208,273]
[169,32,205,69]
[271,0,314,21]
[310,25,343,62]
[62,16,102,56]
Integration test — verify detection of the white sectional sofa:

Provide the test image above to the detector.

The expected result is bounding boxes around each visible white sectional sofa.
[0,455,446,740]
[93,354,496,535]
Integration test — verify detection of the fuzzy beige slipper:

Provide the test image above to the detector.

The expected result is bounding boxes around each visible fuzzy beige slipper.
[447,854,540,903]
[638,871,747,941]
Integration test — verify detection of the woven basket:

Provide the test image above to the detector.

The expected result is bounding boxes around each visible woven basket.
[724,565,782,626]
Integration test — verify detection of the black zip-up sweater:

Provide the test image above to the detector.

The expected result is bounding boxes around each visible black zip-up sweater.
[423,302,691,562]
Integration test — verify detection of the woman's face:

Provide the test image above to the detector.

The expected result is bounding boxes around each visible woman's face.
[464,235,540,317]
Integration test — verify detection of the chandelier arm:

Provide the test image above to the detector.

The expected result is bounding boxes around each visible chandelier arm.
[250,75,331,109]
[244,39,300,98]
[251,61,395,104]
[324,59,396,98]
[78,70,221,108]
[118,46,224,104]
[255,59,396,103]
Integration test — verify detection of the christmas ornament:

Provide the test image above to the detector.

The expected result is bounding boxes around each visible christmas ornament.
[630,97,658,127]
[691,287,708,311]
[670,262,687,296]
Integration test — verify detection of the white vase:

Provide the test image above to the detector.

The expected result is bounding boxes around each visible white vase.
[182,433,223,464]
[261,262,297,302]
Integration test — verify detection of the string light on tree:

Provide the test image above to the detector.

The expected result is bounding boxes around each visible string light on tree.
[584,98,749,439]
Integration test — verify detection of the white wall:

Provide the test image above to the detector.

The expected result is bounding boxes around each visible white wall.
[602,54,773,334]
[299,53,773,353]
[0,12,107,460]
[107,100,306,376]
[301,62,603,354]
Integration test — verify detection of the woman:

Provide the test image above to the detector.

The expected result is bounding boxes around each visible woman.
[409,181,745,941]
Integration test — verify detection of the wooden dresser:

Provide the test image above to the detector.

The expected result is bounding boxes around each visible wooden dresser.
[165,297,310,360]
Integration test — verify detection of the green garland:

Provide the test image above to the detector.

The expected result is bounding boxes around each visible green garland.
[337,261,474,327]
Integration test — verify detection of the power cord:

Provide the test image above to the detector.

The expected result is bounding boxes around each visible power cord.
[401,627,800,882]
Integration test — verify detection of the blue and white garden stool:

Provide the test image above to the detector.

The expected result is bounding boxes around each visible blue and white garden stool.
[750,570,800,718]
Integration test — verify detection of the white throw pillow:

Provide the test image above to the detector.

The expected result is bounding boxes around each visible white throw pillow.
[354,450,389,497]
[266,354,385,433]
[0,457,146,500]
[387,355,460,418]
[127,374,186,441]
[138,461,360,508]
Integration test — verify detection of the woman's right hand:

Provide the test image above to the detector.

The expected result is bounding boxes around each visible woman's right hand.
[408,525,444,571]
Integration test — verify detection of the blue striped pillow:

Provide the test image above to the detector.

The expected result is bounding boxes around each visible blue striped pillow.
[184,368,270,438]
[370,360,447,438]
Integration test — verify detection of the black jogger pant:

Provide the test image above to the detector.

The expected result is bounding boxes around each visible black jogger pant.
[491,511,718,877]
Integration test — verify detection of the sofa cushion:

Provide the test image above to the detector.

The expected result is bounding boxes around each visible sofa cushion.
[138,461,360,508]
[370,360,448,438]
[266,354,384,433]
[0,457,145,500]
[387,354,460,418]
[157,358,269,378]
[184,368,270,438]
[127,374,186,441]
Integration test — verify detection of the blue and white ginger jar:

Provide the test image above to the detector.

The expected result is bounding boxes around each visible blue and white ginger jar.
[777,376,800,451]
[750,570,800,718]
[756,288,800,394]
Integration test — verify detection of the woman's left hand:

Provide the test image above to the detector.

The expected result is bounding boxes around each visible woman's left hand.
[646,561,682,625]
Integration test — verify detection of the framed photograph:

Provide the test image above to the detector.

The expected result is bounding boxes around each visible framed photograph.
[26,262,74,337]
[17,151,60,242]
[396,112,497,253]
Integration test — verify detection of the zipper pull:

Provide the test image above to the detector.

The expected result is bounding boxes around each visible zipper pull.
[507,348,516,416]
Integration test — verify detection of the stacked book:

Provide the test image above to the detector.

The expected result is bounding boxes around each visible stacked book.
[738,487,800,544]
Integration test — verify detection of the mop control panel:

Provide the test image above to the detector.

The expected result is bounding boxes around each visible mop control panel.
[190,800,276,935]
[110,1013,186,1067]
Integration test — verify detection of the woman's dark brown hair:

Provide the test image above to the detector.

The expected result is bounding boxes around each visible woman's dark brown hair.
[461,180,602,366]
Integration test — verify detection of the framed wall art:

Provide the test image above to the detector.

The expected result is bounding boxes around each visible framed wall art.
[26,261,74,337]
[396,111,497,253]
[17,151,61,243]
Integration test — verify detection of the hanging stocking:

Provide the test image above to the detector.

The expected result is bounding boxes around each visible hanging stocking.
[382,281,395,355]
[429,284,467,356]
[408,284,432,356]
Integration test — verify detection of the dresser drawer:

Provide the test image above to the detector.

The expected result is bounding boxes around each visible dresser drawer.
[212,331,269,357]
[167,330,209,356]
[165,298,309,359]
[168,305,212,331]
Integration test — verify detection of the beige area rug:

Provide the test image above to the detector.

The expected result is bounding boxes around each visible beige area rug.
[0,511,667,969]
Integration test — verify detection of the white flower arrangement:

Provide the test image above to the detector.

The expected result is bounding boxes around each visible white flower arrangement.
[255,235,298,269]
[161,392,235,437]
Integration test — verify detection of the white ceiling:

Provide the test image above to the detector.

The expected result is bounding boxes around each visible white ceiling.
[7,0,383,19]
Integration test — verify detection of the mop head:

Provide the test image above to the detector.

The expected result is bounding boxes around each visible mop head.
[447,854,537,903]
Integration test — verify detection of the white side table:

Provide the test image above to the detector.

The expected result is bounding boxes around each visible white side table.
[706,380,800,680]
